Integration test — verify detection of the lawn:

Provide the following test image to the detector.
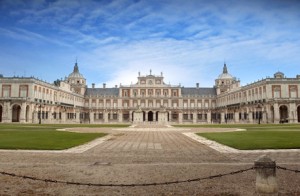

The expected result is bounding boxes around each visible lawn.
[193,124,300,150]
[0,124,116,150]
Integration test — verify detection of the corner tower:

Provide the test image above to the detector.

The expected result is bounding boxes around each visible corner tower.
[215,63,239,95]
[67,61,86,95]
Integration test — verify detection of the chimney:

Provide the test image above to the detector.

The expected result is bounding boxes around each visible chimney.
[196,83,199,88]
[103,83,106,88]
[115,85,118,88]
[92,83,95,88]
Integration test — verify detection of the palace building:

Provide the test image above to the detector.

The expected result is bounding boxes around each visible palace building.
[1,62,300,124]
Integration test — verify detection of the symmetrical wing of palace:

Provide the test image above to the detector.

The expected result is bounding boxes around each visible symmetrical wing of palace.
[0,62,300,124]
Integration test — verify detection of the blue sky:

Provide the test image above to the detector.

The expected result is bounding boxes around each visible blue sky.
[0,0,300,88]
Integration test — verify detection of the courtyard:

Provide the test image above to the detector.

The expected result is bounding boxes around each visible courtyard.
[0,124,300,195]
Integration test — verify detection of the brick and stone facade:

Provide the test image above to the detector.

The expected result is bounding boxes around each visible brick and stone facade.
[1,63,300,124]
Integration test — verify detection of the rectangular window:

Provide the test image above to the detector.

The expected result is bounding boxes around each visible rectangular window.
[2,85,11,97]
[197,102,202,108]
[205,102,209,108]
[19,85,28,97]
[183,102,187,108]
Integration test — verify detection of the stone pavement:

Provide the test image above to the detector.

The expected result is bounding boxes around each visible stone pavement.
[84,125,300,164]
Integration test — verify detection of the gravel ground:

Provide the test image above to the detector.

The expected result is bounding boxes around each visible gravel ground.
[0,126,300,196]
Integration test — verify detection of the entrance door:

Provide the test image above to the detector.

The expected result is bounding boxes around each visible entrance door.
[148,111,153,121]
[279,105,288,122]
[12,105,21,122]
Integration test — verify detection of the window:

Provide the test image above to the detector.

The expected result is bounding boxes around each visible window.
[183,102,187,108]
[2,85,11,97]
[273,86,281,98]
[289,86,297,98]
[205,102,209,108]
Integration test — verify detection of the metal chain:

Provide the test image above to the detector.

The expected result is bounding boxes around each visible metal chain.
[276,165,300,173]
[0,167,254,187]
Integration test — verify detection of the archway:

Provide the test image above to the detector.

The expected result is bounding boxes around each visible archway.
[297,106,300,123]
[12,104,21,122]
[279,105,288,122]
[26,105,30,122]
[0,105,2,122]
[148,111,153,121]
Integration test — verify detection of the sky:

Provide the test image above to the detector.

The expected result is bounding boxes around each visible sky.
[0,0,300,88]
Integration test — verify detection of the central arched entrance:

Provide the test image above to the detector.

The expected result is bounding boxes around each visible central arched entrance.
[279,105,288,123]
[0,105,2,122]
[12,104,21,122]
[148,111,153,121]
[297,106,300,123]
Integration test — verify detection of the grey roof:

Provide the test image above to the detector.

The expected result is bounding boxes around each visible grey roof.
[181,87,216,96]
[218,72,233,79]
[85,88,119,96]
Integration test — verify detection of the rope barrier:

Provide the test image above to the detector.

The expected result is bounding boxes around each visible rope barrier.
[0,167,254,187]
[276,166,300,173]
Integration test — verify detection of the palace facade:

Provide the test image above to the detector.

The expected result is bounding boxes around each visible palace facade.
[1,62,300,124]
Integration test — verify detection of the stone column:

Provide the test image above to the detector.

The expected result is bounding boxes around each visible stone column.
[221,112,225,124]
[104,111,108,123]
[118,111,123,123]
[254,155,278,194]
[178,112,183,124]
[206,111,211,124]
[33,111,38,124]
[273,103,280,123]
[289,102,296,123]
[129,111,133,122]
[145,111,148,122]
[76,111,80,123]
[193,112,197,124]
[248,111,253,123]
[62,112,67,124]
[27,105,33,123]
[90,112,94,124]
[19,102,27,123]
[234,112,239,123]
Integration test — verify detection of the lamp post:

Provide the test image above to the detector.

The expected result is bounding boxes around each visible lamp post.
[257,104,262,124]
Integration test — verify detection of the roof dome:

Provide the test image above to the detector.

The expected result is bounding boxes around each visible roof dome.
[68,62,85,79]
[218,73,233,79]
[218,63,233,79]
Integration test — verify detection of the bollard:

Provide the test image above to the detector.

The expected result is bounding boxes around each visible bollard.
[254,155,278,195]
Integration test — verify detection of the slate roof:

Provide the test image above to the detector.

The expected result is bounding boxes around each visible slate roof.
[85,88,119,96]
[181,87,217,96]
[85,87,216,97]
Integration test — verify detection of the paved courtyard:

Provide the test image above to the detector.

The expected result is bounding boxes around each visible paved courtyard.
[0,126,300,195]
